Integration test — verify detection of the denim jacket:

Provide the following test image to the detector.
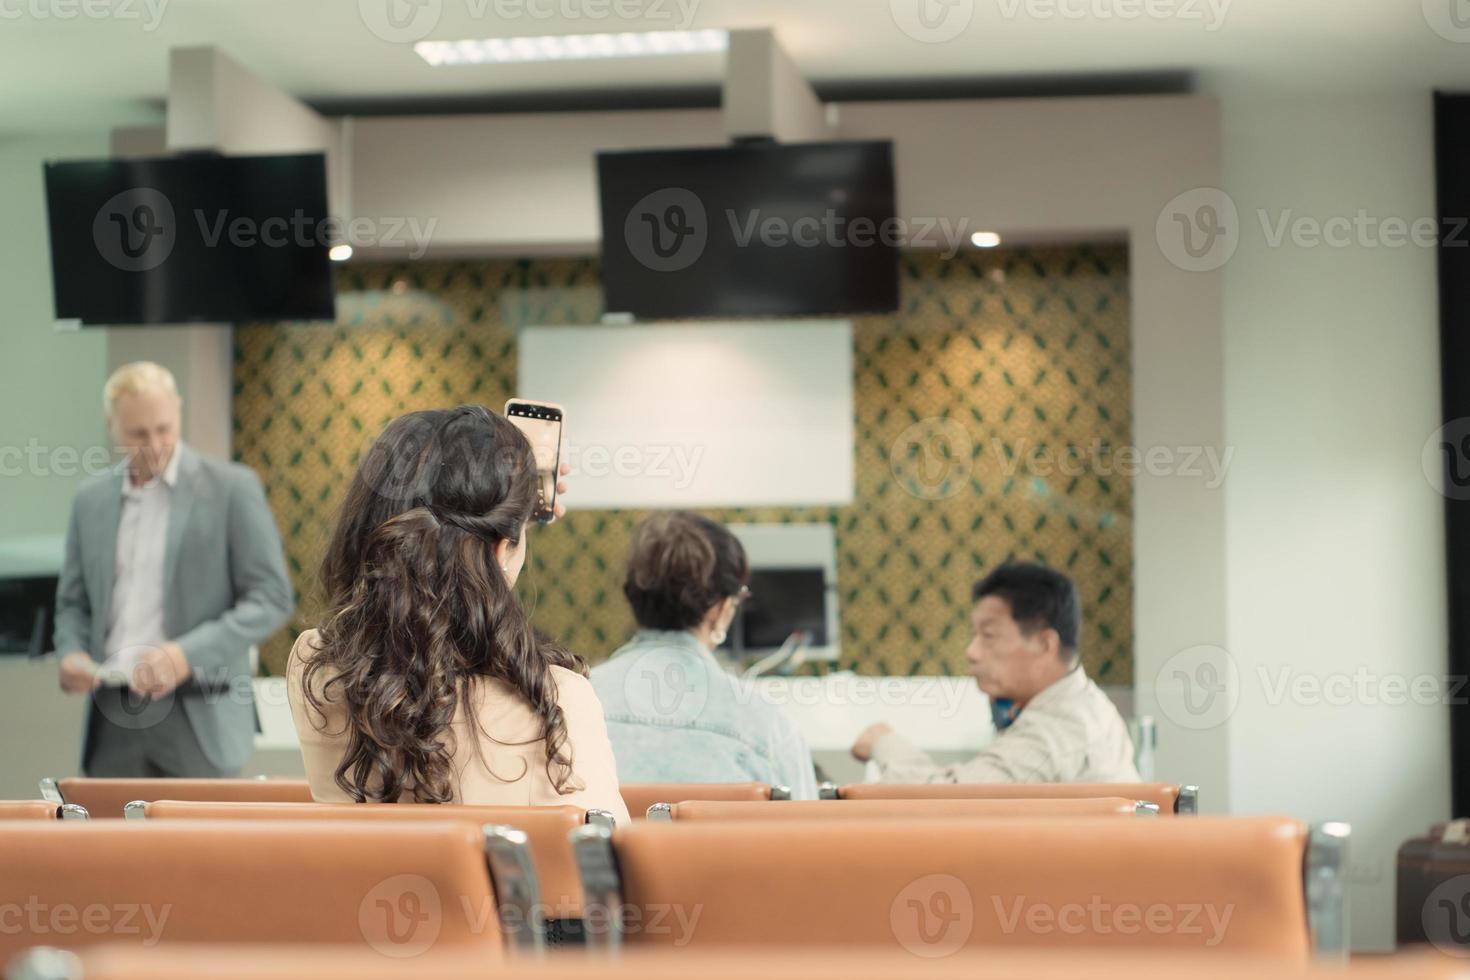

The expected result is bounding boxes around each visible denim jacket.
[590,630,819,800]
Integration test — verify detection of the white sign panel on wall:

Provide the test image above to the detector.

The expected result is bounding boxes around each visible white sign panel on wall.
[518,320,854,509]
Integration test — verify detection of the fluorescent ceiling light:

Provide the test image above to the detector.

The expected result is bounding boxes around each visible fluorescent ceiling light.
[328,244,353,262]
[415,29,729,67]
[970,231,1002,248]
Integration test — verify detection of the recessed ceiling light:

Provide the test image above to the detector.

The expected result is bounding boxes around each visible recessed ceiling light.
[415,29,729,67]
[328,244,353,262]
[971,231,1002,248]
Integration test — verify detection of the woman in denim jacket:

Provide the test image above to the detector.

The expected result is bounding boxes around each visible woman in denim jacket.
[590,512,818,800]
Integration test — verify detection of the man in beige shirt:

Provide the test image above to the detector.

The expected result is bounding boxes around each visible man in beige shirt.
[851,562,1139,783]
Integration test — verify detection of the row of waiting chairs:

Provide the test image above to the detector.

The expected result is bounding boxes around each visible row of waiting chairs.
[37,776,1200,818]
[0,801,87,821]
[8,946,1464,980]
[822,780,1200,814]
[2,794,1345,964]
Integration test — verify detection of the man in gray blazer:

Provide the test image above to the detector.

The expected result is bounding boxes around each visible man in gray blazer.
[54,361,294,777]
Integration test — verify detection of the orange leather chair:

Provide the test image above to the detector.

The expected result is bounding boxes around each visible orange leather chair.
[0,801,75,821]
[9,945,1457,980]
[571,816,1348,958]
[0,820,502,965]
[41,778,313,818]
[653,797,1149,821]
[620,782,785,818]
[829,781,1199,815]
[135,800,597,921]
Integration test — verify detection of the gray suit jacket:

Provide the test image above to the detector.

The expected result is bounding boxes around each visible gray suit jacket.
[53,444,295,771]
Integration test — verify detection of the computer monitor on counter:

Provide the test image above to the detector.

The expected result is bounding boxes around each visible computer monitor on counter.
[724,524,840,666]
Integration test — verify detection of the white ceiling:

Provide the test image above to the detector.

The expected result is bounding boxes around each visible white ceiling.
[3,0,1469,133]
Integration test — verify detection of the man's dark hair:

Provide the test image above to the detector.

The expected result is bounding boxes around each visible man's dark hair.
[972,562,1081,658]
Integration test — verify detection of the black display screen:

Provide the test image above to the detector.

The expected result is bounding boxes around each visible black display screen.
[598,140,899,320]
[733,567,830,651]
[45,152,334,325]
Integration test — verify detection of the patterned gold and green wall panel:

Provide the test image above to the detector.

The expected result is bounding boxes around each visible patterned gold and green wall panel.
[234,246,1132,681]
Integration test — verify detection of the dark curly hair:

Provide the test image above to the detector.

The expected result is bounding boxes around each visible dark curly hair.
[304,404,585,803]
[623,511,748,631]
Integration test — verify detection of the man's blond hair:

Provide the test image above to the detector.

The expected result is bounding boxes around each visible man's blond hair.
[103,361,180,415]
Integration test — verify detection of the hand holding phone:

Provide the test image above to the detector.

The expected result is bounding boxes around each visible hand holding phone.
[505,399,565,524]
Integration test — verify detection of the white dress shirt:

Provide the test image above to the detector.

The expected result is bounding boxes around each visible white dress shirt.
[103,445,182,673]
[871,665,1141,784]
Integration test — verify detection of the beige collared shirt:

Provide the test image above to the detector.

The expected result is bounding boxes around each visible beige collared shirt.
[871,665,1141,784]
[103,445,182,671]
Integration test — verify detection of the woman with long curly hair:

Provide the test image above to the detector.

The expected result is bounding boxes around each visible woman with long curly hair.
[286,404,629,822]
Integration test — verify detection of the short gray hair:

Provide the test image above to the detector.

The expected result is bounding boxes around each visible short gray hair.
[103,361,179,415]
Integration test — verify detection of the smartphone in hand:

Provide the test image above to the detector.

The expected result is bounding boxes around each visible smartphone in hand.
[504,399,564,524]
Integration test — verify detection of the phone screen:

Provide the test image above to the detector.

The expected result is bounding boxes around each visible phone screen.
[505,401,563,523]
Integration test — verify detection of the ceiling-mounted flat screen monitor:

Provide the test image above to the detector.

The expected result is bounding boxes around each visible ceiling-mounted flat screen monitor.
[44,152,334,325]
[597,140,899,320]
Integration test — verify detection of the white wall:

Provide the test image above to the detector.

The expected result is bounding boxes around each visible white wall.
[0,133,113,544]
[0,131,122,798]
[1221,94,1448,950]
[351,109,726,256]
[520,321,854,508]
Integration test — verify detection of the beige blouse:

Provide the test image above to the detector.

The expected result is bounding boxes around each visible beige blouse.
[286,629,631,825]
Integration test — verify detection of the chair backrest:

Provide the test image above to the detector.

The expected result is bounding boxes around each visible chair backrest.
[661,797,1147,821]
[836,782,1195,814]
[0,820,501,964]
[139,801,588,916]
[0,801,62,820]
[596,816,1316,956]
[54,778,313,818]
[620,782,774,818]
[16,944,1458,980]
